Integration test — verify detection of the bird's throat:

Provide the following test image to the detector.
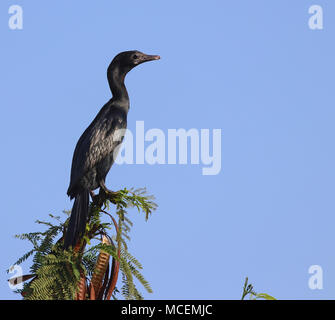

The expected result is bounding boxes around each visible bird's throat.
[108,67,129,103]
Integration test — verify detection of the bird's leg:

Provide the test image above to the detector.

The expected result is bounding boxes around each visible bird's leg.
[99,180,117,196]
[89,180,119,206]
[97,180,119,204]
[90,190,102,206]
[90,190,96,199]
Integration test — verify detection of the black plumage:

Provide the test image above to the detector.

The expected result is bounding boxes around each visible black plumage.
[64,51,160,249]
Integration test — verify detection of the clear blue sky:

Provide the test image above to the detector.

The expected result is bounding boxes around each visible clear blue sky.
[1,0,334,299]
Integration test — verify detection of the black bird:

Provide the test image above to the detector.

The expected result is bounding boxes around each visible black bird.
[64,51,160,249]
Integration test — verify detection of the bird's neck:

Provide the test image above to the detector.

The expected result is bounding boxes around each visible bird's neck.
[108,66,129,104]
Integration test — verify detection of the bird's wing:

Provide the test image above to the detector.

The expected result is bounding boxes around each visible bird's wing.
[68,107,127,195]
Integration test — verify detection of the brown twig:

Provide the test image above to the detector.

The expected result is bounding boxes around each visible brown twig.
[75,271,87,300]
[97,261,110,300]
[90,235,111,298]
[89,283,96,300]
[101,209,121,300]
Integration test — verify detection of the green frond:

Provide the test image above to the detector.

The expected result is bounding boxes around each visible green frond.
[9,186,157,300]
[7,249,35,272]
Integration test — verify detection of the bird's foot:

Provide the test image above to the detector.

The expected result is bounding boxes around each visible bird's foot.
[104,189,118,196]
[91,181,120,207]
[90,190,96,199]
[100,187,118,203]
[90,190,102,206]
[100,183,115,195]
[99,181,118,197]
[91,182,118,205]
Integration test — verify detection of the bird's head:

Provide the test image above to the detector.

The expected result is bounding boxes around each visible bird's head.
[111,50,160,74]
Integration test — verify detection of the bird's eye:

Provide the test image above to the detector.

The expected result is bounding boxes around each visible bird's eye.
[133,54,138,60]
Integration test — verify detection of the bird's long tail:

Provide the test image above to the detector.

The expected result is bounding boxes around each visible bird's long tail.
[64,190,89,250]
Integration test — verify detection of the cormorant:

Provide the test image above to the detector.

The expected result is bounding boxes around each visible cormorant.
[64,51,160,249]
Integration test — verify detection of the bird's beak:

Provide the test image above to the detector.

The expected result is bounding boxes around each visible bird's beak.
[140,54,160,63]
